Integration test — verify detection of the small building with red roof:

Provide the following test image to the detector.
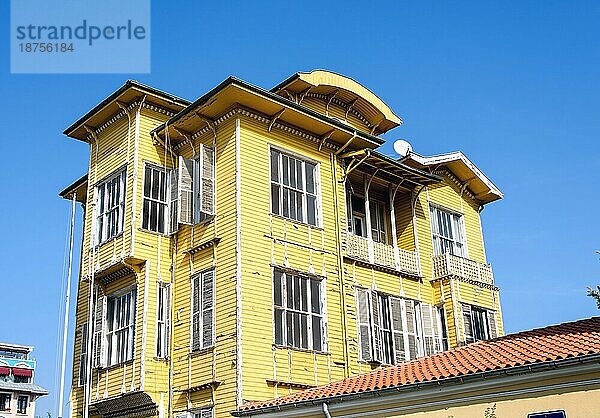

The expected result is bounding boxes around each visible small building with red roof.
[233,317,600,418]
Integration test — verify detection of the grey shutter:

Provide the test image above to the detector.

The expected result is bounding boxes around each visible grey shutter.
[356,288,372,362]
[404,299,418,360]
[202,270,215,347]
[370,291,382,363]
[487,310,498,339]
[178,156,194,225]
[389,297,406,364]
[169,168,179,234]
[201,146,215,216]
[421,303,436,356]
[462,304,474,344]
[191,275,201,351]
[92,288,105,368]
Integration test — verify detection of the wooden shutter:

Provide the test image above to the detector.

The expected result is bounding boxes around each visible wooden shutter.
[191,275,201,351]
[404,299,419,360]
[169,168,179,234]
[201,146,215,216]
[370,291,382,363]
[355,288,372,362]
[420,303,439,356]
[487,310,498,339]
[202,270,215,347]
[92,288,105,368]
[462,304,474,344]
[178,156,194,225]
[389,297,406,363]
[78,323,88,386]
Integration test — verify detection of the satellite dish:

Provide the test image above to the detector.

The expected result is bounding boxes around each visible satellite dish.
[393,139,413,157]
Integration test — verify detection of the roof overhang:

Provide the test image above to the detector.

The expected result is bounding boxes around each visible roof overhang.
[342,149,441,188]
[59,174,88,203]
[401,151,503,204]
[152,77,384,151]
[272,70,402,135]
[64,80,190,142]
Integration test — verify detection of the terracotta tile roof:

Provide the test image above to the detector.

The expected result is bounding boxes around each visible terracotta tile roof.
[240,317,600,412]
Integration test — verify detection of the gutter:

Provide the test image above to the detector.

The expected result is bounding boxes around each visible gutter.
[232,353,600,416]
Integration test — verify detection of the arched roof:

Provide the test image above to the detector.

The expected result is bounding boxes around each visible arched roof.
[272,70,402,135]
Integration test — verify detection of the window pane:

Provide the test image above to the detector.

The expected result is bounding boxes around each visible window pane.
[271,184,280,215]
[144,167,152,197]
[282,156,289,186]
[300,314,308,349]
[307,195,317,226]
[296,160,303,190]
[312,316,322,351]
[273,270,282,307]
[300,278,308,312]
[286,311,293,346]
[270,150,280,182]
[293,312,301,347]
[274,309,284,345]
[311,280,320,314]
[305,163,315,194]
[286,274,293,309]
[296,191,304,222]
[282,188,289,218]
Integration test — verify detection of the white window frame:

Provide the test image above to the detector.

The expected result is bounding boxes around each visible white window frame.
[94,168,126,245]
[156,282,170,358]
[347,193,388,243]
[192,407,214,418]
[429,204,467,257]
[105,287,136,366]
[273,269,326,352]
[0,393,11,411]
[191,269,215,351]
[141,163,173,234]
[16,395,28,415]
[269,147,321,227]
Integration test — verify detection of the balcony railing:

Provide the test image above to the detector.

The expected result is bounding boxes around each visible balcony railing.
[344,233,420,276]
[432,253,494,285]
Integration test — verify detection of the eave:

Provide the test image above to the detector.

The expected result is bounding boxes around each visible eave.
[63,80,190,142]
[152,77,385,152]
[59,174,88,203]
[401,151,503,204]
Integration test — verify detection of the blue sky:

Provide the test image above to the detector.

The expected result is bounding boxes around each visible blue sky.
[1,1,599,417]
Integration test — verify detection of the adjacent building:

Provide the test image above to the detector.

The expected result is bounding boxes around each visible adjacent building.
[0,343,48,418]
[235,317,600,418]
[60,70,504,418]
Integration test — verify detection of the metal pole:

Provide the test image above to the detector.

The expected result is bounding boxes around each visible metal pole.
[58,193,76,418]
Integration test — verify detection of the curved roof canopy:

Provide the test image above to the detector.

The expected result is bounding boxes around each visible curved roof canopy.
[272,70,402,135]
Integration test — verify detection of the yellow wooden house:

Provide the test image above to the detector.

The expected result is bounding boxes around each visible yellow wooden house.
[60,70,504,418]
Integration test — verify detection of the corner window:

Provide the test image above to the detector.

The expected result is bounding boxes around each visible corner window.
[273,269,325,351]
[0,394,10,411]
[270,149,319,226]
[105,289,136,366]
[95,169,126,244]
[462,303,498,344]
[429,205,466,257]
[356,289,447,364]
[191,270,215,351]
[16,396,27,414]
[142,165,172,234]
[156,283,170,358]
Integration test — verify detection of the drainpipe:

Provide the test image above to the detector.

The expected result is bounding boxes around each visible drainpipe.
[130,95,147,258]
[322,403,332,418]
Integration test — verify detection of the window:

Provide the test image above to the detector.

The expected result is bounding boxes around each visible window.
[273,269,325,351]
[429,205,466,257]
[142,165,174,234]
[178,146,216,225]
[0,394,10,411]
[270,149,319,226]
[356,289,447,364]
[156,283,170,358]
[346,194,387,243]
[95,169,126,244]
[78,323,88,386]
[528,412,566,418]
[462,303,497,344]
[192,407,213,418]
[191,270,215,351]
[16,396,27,414]
[105,289,136,366]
